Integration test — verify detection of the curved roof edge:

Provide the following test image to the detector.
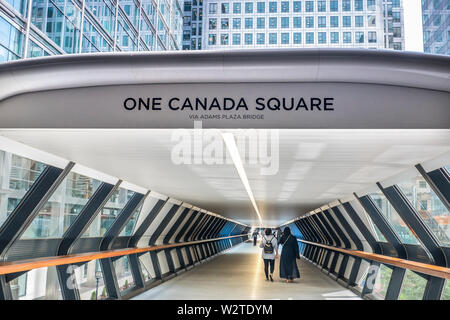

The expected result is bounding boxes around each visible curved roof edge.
[0,48,449,101]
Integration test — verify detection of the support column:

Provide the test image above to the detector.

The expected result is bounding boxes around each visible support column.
[0,162,74,300]
[99,191,148,299]
[56,181,120,300]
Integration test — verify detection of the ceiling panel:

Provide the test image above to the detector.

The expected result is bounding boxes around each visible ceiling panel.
[1,129,449,226]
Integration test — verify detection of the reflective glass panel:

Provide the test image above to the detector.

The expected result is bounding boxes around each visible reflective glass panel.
[398,270,427,300]
[74,260,109,300]
[139,254,155,281]
[22,172,102,239]
[349,199,387,242]
[370,192,420,244]
[119,204,142,236]
[11,266,62,300]
[397,173,450,246]
[0,151,47,227]
[372,264,393,299]
[442,280,450,300]
[114,255,135,294]
[83,188,135,237]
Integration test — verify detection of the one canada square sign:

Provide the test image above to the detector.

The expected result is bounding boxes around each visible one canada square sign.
[0,50,449,129]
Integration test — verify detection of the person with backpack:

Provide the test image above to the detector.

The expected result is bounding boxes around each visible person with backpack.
[259,228,278,281]
[279,227,300,283]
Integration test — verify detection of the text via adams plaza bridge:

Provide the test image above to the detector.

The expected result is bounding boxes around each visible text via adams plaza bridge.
[123,97,335,111]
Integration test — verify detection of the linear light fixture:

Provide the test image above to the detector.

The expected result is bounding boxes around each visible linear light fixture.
[221,132,263,226]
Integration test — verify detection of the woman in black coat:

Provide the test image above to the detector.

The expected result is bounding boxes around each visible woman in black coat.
[279,227,300,283]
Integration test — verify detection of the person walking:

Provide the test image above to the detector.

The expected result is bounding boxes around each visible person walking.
[275,228,282,244]
[252,229,259,246]
[259,228,278,282]
[279,227,300,283]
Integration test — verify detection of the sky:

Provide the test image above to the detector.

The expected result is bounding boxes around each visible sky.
[404,0,424,52]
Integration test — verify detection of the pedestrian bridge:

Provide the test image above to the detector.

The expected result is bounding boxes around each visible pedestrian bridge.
[132,242,361,300]
[0,49,449,301]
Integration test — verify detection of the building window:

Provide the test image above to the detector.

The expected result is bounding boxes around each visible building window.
[306,1,314,12]
[343,0,351,11]
[281,33,289,44]
[209,18,217,30]
[318,32,326,43]
[269,1,277,13]
[330,16,339,27]
[245,2,253,13]
[306,32,314,44]
[281,17,289,28]
[368,15,376,27]
[367,0,376,11]
[222,18,229,29]
[233,18,241,29]
[368,31,377,43]
[269,33,277,44]
[343,16,351,27]
[355,31,364,43]
[245,33,253,44]
[232,33,241,45]
[257,33,265,44]
[208,34,216,45]
[221,34,229,45]
[233,2,241,13]
[343,31,352,43]
[355,16,363,27]
[330,0,338,12]
[293,32,302,44]
[245,18,253,29]
[393,12,401,23]
[293,17,302,28]
[318,16,326,28]
[257,17,265,28]
[183,30,190,41]
[318,1,326,12]
[331,32,339,43]
[269,17,277,28]
[209,3,218,14]
[355,0,363,11]
[306,17,314,28]
[222,3,229,13]
[293,1,301,12]
[433,15,441,27]
[257,2,265,13]
[281,1,289,12]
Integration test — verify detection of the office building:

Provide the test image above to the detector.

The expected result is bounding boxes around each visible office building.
[422,0,449,55]
[182,0,405,50]
[0,0,184,62]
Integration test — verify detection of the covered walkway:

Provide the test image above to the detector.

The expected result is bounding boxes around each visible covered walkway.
[0,51,448,301]
[133,242,360,300]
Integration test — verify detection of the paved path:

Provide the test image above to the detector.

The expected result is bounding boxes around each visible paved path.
[133,242,361,300]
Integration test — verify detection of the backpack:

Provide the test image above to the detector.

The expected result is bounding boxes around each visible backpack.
[263,235,275,254]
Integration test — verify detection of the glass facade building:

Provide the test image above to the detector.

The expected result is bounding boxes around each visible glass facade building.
[182,0,404,50]
[0,0,184,62]
[182,0,202,49]
[422,0,449,55]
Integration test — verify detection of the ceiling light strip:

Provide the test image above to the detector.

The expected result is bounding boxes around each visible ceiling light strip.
[222,133,263,225]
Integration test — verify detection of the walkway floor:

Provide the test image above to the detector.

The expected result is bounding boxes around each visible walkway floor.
[133,242,361,300]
